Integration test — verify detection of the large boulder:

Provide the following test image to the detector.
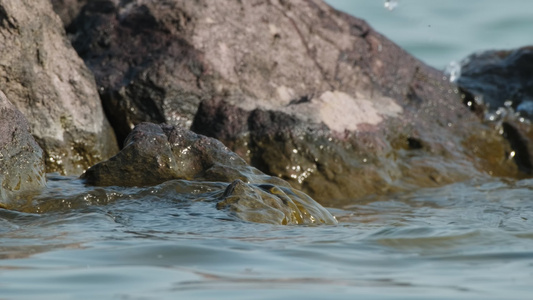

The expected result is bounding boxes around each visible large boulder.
[58,0,522,204]
[0,91,46,208]
[0,0,118,175]
[81,123,337,225]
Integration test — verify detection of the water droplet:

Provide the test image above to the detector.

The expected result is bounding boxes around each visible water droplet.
[445,61,461,82]
[384,0,398,11]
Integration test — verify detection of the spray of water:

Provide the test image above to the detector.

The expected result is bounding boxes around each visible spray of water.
[445,61,462,83]
[384,0,398,11]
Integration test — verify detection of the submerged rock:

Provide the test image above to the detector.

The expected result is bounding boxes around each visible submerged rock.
[0,0,118,175]
[217,179,336,225]
[0,91,46,208]
[82,123,337,225]
[55,0,522,204]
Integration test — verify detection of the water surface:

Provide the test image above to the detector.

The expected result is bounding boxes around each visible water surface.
[326,0,533,69]
[1,175,533,299]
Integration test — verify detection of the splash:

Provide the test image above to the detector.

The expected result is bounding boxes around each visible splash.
[384,0,398,11]
[445,61,462,83]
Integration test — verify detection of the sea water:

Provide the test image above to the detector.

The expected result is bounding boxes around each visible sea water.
[2,2,533,299]
[326,0,533,69]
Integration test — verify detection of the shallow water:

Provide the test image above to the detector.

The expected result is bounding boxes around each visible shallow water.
[1,175,533,299]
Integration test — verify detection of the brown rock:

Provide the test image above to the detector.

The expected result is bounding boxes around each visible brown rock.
[82,123,337,225]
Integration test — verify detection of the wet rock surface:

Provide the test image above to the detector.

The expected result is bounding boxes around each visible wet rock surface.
[0,0,118,175]
[0,91,46,208]
[82,123,337,225]
[53,0,524,204]
[217,179,337,225]
[456,46,533,175]
[456,47,533,115]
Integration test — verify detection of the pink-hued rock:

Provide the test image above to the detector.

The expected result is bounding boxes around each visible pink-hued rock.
[57,0,521,204]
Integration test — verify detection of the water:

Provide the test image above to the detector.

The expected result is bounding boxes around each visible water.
[1,175,533,299]
[326,0,533,69]
[3,2,533,299]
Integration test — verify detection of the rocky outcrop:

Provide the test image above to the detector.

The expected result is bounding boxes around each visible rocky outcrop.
[55,0,523,204]
[0,91,46,208]
[0,0,118,175]
[456,46,533,174]
[82,123,337,225]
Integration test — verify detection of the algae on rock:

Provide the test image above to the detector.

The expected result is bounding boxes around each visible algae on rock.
[82,123,337,225]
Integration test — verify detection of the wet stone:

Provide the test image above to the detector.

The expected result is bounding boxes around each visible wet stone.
[218,180,337,225]
[81,123,337,225]
[456,46,533,175]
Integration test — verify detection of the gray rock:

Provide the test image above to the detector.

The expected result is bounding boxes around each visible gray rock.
[456,47,533,175]
[50,0,88,27]
[82,123,337,225]
[0,91,46,208]
[456,47,533,114]
[0,0,118,175]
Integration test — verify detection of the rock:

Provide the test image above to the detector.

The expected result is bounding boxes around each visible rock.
[217,179,337,225]
[0,0,118,175]
[0,91,47,208]
[81,123,337,225]
[81,122,285,187]
[50,0,88,26]
[456,46,533,174]
[60,0,521,204]
[456,47,533,114]
[65,0,208,146]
